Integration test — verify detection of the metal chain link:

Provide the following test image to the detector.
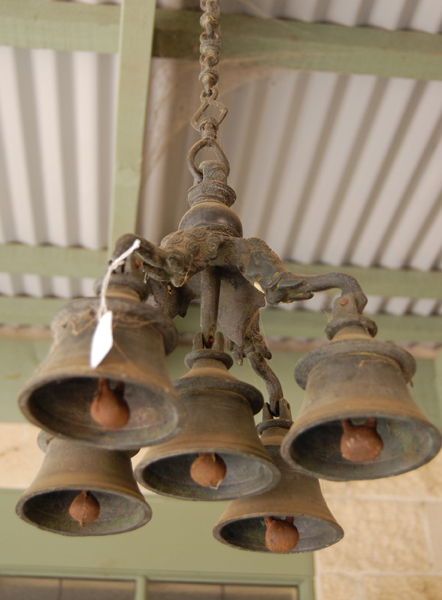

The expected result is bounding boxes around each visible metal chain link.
[199,0,221,101]
[187,0,230,182]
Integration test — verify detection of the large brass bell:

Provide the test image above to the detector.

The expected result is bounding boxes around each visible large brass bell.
[281,338,442,481]
[16,432,151,536]
[135,338,280,500]
[213,403,343,553]
[18,291,186,449]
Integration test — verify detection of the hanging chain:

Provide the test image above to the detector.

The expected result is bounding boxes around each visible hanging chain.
[187,0,230,182]
[199,0,221,102]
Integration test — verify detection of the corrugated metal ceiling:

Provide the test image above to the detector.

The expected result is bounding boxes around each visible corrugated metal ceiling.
[0,0,441,323]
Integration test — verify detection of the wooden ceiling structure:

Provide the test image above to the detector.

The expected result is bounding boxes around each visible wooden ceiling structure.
[0,0,440,341]
[0,2,441,598]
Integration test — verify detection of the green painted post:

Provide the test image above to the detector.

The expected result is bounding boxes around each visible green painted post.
[108,0,156,252]
[135,577,147,600]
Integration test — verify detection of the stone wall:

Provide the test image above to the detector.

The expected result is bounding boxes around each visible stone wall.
[315,451,442,600]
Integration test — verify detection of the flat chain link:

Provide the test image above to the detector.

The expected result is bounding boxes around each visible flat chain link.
[187,0,230,181]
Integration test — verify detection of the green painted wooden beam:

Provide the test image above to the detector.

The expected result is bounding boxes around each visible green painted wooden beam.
[108,0,156,252]
[0,242,440,300]
[0,297,441,343]
[176,304,442,344]
[154,9,442,81]
[284,262,442,301]
[0,244,107,279]
[0,0,120,53]
[2,5,442,82]
[0,297,68,326]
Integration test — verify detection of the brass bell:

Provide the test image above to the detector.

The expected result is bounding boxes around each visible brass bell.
[135,341,280,500]
[16,432,151,536]
[213,403,343,553]
[281,338,442,481]
[18,293,186,449]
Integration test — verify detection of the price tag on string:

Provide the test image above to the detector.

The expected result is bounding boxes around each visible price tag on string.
[90,310,113,369]
[90,239,141,369]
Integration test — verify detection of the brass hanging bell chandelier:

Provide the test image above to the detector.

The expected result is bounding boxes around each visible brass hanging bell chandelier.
[17,0,441,551]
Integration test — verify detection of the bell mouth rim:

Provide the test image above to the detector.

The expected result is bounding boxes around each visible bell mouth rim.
[295,339,416,389]
[18,372,187,451]
[281,412,442,482]
[213,513,344,554]
[15,487,152,537]
[134,449,281,501]
[19,422,186,452]
[36,431,141,458]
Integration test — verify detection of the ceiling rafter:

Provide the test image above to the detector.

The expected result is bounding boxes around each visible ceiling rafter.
[0,244,107,279]
[1,5,442,81]
[283,262,442,300]
[0,0,120,54]
[0,243,440,301]
[108,0,156,251]
[0,299,440,343]
[153,9,442,81]
[0,2,440,341]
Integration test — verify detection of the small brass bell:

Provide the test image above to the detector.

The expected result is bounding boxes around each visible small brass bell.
[16,432,151,536]
[213,402,343,553]
[281,337,442,481]
[135,337,280,500]
[18,291,186,449]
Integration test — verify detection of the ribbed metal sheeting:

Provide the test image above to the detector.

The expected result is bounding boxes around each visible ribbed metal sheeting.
[145,0,442,319]
[0,45,116,299]
[0,0,441,323]
[139,60,442,318]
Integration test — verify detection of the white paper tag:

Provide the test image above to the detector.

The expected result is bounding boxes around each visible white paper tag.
[90,310,113,368]
[89,239,141,369]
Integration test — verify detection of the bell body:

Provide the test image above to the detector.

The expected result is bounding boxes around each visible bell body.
[16,433,151,536]
[18,296,186,450]
[281,339,442,481]
[213,426,343,553]
[135,351,280,500]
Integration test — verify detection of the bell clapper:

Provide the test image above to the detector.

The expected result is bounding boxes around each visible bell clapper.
[90,378,130,430]
[264,516,299,553]
[340,417,383,462]
[69,490,100,527]
[190,452,227,488]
